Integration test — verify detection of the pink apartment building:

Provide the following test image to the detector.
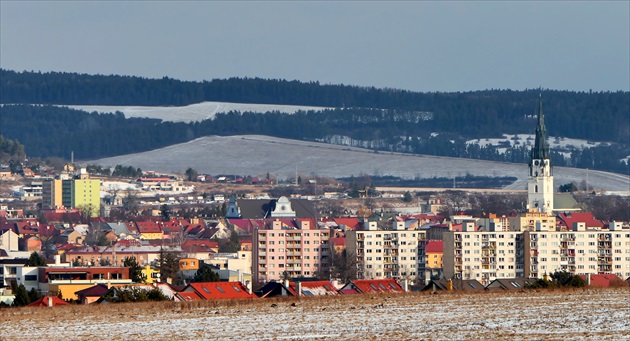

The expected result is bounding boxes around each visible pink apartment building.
[253,219,331,283]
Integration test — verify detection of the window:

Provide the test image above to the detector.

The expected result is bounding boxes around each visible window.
[216,286,225,293]
[24,275,37,281]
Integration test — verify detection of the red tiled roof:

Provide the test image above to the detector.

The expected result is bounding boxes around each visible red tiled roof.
[185,282,256,300]
[557,212,605,229]
[43,211,81,223]
[39,224,59,237]
[289,281,339,296]
[182,240,218,249]
[334,218,361,230]
[329,237,346,247]
[136,221,162,233]
[177,291,202,301]
[28,296,69,307]
[425,240,444,253]
[582,274,623,287]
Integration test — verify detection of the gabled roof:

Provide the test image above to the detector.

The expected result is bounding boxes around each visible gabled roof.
[28,296,69,307]
[175,291,202,301]
[289,280,339,296]
[486,278,536,290]
[107,222,131,236]
[75,283,110,297]
[254,281,294,298]
[580,273,623,287]
[333,218,361,230]
[421,279,484,291]
[340,279,404,294]
[185,282,256,300]
[136,221,162,234]
[556,212,604,229]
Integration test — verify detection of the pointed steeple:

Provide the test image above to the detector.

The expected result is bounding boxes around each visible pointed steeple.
[531,94,550,161]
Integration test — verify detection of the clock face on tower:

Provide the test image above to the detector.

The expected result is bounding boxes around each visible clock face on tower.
[534,160,539,166]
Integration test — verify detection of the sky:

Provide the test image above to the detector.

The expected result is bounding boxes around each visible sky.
[1,1,629,92]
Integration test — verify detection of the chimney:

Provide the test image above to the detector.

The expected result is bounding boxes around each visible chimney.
[283,279,289,289]
[296,281,302,297]
[402,279,409,292]
[48,296,53,307]
[246,280,252,295]
[54,255,60,266]
[446,279,453,291]
[586,273,591,286]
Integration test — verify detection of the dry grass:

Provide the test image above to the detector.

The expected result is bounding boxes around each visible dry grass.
[1,288,629,340]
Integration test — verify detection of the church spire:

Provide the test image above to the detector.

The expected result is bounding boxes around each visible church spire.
[531,94,550,161]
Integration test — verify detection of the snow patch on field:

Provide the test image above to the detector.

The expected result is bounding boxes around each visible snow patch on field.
[1,290,629,340]
[467,134,605,152]
[66,101,331,123]
[88,135,630,192]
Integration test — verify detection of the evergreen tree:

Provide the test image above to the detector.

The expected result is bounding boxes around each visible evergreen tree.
[123,256,145,283]
[12,284,30,306]
[28,287,41,303]
[157,249,181,284]
[191,263,220,282]
[25,252,47,266]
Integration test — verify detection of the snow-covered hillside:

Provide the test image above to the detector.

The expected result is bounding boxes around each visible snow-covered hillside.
[88,135,630,193]
[467,134,605,158]
[66,101,331,123]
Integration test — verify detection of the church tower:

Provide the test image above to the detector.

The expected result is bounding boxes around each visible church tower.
[527,95,554,215]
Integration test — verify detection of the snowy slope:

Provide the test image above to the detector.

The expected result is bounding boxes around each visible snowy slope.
[66,101,331,123]
[89,135,630,192]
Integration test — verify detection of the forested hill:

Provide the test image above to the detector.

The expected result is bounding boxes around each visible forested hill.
[1,69,629,144]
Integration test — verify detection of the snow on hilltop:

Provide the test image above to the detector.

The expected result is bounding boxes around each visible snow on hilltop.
[66,101,332,123]
[89,135,630,193]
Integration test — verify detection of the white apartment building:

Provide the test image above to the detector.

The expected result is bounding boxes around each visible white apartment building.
[443,221,630,284]
[346,222,426,282]
[523,222,630,280]
[443,224,523,285]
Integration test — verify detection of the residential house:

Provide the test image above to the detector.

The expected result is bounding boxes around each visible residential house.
[0,229,19,252]
[28,296,69,307]
[339,279,405,294]
[420,279,484,292]
[485,278,536,290]
[182,281,256,300]
[38,266,132,300]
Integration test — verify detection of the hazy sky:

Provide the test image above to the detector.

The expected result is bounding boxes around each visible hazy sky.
[1,1,628,92]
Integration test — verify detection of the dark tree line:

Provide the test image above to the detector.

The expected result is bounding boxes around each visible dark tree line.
[2,103,627,174]
[1,69,628,143]
[1,70,628,175]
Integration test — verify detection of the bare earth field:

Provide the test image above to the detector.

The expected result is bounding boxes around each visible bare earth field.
[90,135,630,193]
[1,289,629,340]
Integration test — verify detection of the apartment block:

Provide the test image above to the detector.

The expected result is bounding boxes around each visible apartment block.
[252,219,331,283]
[443,229,523,285]
[524,222,630,280]
[442,222,630,284]
[346,225,425,282]
[42,178,100,216]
